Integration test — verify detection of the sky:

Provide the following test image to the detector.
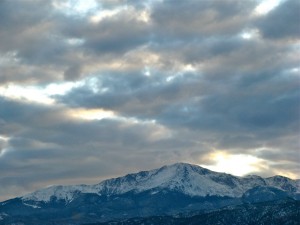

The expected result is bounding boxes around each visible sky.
[0,0,299,201]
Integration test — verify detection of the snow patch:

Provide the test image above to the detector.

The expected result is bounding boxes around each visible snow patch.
[0,212,8,220]
[22,184,100,203]
[22,202,41,209]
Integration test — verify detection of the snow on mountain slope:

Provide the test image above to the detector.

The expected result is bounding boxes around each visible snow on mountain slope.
[0,213,8,221]
[22,184,99,203]
[93,163,299,197]
[265,175,300,193]
[94,163,248,197]
[21,162,300,203]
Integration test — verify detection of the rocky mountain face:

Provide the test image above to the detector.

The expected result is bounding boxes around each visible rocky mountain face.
[0,163,299,225]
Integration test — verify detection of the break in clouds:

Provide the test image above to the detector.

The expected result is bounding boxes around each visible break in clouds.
[0,0,299,201]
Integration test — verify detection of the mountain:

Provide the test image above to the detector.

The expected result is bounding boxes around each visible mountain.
[0,162,299,225]
[87,198,300,225]
[19,163,300,202]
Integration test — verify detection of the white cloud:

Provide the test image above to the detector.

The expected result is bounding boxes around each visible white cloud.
[254,0,283,15]
[90,8,124,23]
[53,0,98,16]
[0,81,82,105]
[0,85,54,105]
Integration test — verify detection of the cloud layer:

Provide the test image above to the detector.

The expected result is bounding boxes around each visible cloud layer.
[0,0,299,201]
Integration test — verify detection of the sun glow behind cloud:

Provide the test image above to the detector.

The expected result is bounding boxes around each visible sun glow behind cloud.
[201,151,266,177]
[240,29,260,40]
[68,108,116,120]
[275,170,299,180]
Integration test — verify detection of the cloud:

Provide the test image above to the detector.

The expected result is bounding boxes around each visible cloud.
[0,96,197,200]
[150,0,256,38]
[255,0,300,39]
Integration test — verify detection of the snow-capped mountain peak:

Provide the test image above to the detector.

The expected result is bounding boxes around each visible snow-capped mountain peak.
[21,162,300,203]
[3,163,299,225]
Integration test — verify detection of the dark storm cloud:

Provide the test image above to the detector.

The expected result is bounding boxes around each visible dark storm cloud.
[56,70,201,118]
[0,0,72,84]
[57,65,300,165]
[0,96,170,149]
[85,16,149,54]
[0,0,152,84]
[58,57,299,136]
[0,0,52,52]
[256,0,300,39]
[0,0,69,66]
[150,0,256,38]
[58,6,151,53]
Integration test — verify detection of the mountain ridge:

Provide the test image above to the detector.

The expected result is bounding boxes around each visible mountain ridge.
[20,162,300,203]
[1,162,299,225]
